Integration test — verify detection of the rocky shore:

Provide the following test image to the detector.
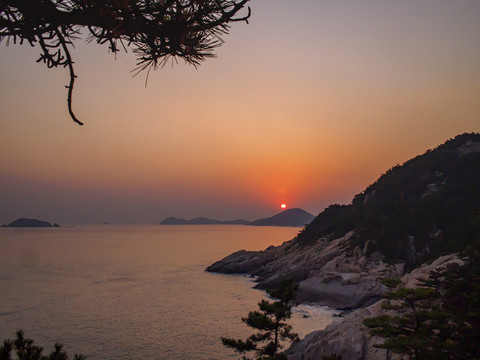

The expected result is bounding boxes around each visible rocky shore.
[207,134,479,359]
[207,231,402,309]
[284,255,461,360]
[207,235,460,359]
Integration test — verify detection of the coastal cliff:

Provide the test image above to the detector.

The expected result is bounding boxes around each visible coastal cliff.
[207,133,480,359]
[207,133,480,308]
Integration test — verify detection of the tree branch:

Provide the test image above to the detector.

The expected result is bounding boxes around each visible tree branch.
[54,28,83,125]
[0,0,251,125]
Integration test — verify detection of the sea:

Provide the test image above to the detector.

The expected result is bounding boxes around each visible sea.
[0,225,337,359]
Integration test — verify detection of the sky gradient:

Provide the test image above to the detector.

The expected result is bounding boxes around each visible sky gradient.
[1,0,480,224]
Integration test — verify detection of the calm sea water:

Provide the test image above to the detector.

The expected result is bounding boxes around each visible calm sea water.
[0,225,336,359]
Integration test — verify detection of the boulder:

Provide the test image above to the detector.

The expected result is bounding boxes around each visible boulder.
[206,249,273,274]
[297,275,385,309]
[286,303,388,360]
[285,254,462,360]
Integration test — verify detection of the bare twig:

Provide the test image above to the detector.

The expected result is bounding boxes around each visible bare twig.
[55,28,83,125]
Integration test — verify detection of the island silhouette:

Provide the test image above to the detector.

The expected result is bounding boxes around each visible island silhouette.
[3,218,60,227]
[159,208,315,227]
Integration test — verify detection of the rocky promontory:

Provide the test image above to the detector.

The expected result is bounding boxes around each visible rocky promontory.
[207,133,480,359]
[207,232,399,309]
[207,133,480,309]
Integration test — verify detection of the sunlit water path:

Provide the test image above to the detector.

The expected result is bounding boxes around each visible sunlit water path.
[0,225,337,359]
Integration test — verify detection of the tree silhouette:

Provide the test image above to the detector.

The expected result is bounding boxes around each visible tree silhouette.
[222,278,299,360]
[364,250,480,360]
[0,330,86,360]
[363,278,440,359]
[0,0,251,125]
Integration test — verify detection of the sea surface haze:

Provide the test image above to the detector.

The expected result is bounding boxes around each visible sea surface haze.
[0,225,336,359]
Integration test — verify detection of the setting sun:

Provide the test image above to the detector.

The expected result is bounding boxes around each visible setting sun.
[280,203,287,209]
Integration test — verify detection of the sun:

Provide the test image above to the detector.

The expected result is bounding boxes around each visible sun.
[280,203,287,209]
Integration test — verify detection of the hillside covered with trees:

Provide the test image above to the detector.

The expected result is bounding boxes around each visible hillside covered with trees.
[208,133,480,309]
[297,132,480,268]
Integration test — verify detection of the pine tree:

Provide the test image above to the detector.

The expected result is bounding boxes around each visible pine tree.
[418,253,480,359]
[0,0,251,125]
[222,278,299,360]
[363,279,443,359]
[0,330,86,360]
[364,248,480,360]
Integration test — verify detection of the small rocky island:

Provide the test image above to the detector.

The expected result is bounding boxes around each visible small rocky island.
[3,218,60,227]
[207,133,480,360]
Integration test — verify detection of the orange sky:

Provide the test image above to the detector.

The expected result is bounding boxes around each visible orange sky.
[1,0,480,224]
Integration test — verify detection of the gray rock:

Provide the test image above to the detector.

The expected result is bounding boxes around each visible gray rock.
[457,140,480,155]
[285,254,461,360]
[297,276,385,309]
[206,231,401,309]
[206,249,273,274]
[285,305,385,360]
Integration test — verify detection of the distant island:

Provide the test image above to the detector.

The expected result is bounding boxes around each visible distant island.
[159,208,315,227]
[2,218,60,228]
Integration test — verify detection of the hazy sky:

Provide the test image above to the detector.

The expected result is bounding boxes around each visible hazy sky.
[1,0,479,224]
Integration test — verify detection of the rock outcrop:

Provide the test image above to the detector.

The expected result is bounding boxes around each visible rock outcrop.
[285,254,462,360]
[286,303,386,360]
[207,231,405,309]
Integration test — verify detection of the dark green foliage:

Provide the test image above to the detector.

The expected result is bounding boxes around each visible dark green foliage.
[417,247,480,359]
[364,250,480,360]
[222,278,299,360]
[0,331,85,360]
[296,204,356,243]
[363,279,439,359]
[0,340,13,360]
[296,133,480,265]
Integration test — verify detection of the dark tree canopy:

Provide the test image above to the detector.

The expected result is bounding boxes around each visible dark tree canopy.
[364,250,480,360]
[0,0,251,125]
[1,330,86,360]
